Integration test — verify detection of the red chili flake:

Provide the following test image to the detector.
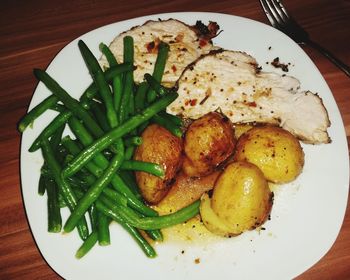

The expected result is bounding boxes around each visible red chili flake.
[190,99,197,106]
[199,39,207,47]
[247,101,257,107]
[184,99,190,106]
[171,65,177,73]
[146,41,155,53]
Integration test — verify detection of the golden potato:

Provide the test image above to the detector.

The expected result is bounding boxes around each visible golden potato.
[234,126,304,183]
[134,124,183,204]
[200,193,233,237]
[156,170,221,214]
[234,123,253,139]
[205,161,273,236]
[183,112,235,177]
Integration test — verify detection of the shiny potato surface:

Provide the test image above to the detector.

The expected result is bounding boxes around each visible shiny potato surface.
[234,123,253,139]
[200,193,234,237]
[234,126,304,183]
[210,161,273,235]
[182,112,235,177]
[134,124,183,204]
[156,170,221,215]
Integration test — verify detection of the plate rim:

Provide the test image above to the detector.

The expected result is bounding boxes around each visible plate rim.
[20,11,350,280]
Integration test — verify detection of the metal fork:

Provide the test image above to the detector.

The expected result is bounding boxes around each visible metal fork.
[260,0,350,77]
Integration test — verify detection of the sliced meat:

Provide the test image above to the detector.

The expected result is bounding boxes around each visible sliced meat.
[167,50,330,144]
[100,19,219,86]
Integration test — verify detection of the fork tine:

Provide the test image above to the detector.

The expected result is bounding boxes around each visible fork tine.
[265,0,286,26]
[271,0,290,23]
[259,0,277,28]
[259,0,284,29]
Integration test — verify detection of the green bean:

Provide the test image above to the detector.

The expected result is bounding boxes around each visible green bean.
[49,103,66,113]
[134,81,149,112]
[90,101,110,132]
[63,91,178,177]
[100,194,162,242]
[75,231,98,259]
[80,63,133,103]
[41,139,89,240]
[67,117,107,174]
[38,124,66,195]
[62,135,104,175]
[124,146,135,161]
[99,43,123,113]
[38,172,46,196]
[20,63,131,133]
[102,187,128,206]
[147,42,169,103]
[20,63,132,133]
[134,82,150,134]
[79,40,118,128]
[99,43,118,66]
[96,199,156,258]
[61,136,128,239]
[151,114,182,137]
[67,174,93,188]
[69,185,98,235]
[121,160,164,177]
[145,226,163,241]
[124,136,142,147]
[158,111,183,126]
[145,73,170,99]
[45,177,62,233]
[42,166,92,189]
[136,121,149,135]
[58,191,67,208]
[69,118,160,178]
[109,175,157,216]
[118,170,141,199]
[33,69,104,138]
[88,203,98,232]
[101,199,200,230]
[122,222,157,257]
[64,149,124,233]
[50,124,65,150]
[79,41,126,161]
[97,212,110,246]
[29,95,93,152]
[119,36,134,123]
[61,135,157,217]
[29,110,72,152]
[18,95,59,133]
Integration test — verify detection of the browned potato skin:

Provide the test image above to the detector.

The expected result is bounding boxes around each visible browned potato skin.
[234,126,304,183]
[182,112,235,177]
[134,124,183,204]
[156,170,221,214]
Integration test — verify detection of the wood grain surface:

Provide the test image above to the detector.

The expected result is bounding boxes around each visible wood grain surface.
[1,0,349,279]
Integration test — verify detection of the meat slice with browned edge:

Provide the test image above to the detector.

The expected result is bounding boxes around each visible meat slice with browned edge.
[167,50,330,144]
[100,19,220,87]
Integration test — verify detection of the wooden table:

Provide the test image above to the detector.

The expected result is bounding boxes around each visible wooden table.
[1,0,349,278]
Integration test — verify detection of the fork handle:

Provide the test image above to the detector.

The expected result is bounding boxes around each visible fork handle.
[306,39,350,77]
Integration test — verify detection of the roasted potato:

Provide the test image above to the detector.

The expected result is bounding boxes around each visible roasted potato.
[200,193,233,236]
[234,126,304,183]
[234,123,253,139]
[156,170,221,214]
[200,161,273,236]
[183,112,235,177]
[134,124,183,204]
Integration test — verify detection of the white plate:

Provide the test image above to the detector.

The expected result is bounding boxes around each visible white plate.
[20,12,349,280]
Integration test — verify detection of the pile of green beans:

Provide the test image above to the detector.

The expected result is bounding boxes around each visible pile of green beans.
[18,37,197,259]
